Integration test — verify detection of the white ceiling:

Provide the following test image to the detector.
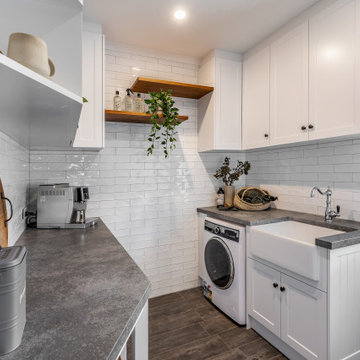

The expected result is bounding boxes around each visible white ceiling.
[84,0,319,58]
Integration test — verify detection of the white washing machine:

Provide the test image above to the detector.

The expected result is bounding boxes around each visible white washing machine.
[202,217,246,325]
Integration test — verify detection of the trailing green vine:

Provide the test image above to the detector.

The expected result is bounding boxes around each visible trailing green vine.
[145,90,180,158]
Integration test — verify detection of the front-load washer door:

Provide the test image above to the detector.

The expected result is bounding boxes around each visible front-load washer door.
[204,237,234,289]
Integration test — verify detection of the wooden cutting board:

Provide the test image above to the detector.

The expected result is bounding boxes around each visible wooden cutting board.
[0,178,8,248]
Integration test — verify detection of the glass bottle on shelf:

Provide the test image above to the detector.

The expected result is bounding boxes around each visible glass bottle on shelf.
[134,93,145,113]
[113,90,121,111]
[124,88,134,111]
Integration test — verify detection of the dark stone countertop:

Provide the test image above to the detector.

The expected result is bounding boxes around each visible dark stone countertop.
[197,206,360,249]
[1,219,151,360]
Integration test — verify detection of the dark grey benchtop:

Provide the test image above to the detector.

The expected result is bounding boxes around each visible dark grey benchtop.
[197,206,360,249]
[1,219,151,360]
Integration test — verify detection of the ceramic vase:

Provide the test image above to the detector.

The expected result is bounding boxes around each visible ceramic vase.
[224,185,235,207]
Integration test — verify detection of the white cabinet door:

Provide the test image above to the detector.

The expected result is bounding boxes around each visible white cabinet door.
[73,31,104,148]
[270,22,309,146]
[242,47,270,149]
[280,274,327,360]
[309,0,360,140]
[214,57,242,150]
[248,259,281,336]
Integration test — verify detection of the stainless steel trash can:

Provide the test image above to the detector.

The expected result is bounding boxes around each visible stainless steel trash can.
[0,246,27,355]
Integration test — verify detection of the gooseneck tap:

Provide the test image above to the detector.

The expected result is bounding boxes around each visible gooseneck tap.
[310,186,340,224]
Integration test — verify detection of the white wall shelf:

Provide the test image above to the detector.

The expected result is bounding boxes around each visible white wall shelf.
[0,0,83,149]
[0,54,82,149]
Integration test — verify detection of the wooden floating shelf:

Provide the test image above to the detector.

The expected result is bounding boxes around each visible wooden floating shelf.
[105,110,189,124]
[131,77,214,99]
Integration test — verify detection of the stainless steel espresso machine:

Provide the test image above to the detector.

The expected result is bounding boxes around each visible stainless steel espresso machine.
[36,184,98,229]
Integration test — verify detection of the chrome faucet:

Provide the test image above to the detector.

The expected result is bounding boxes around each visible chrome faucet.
[310,187,340,224]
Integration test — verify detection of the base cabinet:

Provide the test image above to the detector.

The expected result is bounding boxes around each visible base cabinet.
[248,259,281,336]
[280,274,327,360]
[248,258,327,360]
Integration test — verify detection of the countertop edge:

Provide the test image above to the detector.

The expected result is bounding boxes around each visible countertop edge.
[316,230,360,250]
[4,219,152,360]
[197,207,360,250]
[197,207,291,226]
[108,283,152,360]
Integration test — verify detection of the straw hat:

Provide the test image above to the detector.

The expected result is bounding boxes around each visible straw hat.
[7,33,55,78]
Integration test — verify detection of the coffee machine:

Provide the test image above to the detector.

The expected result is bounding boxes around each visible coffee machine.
[36,184,98,229]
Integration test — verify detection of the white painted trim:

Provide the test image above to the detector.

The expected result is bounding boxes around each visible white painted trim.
[132,301,149,360]
[117,300,149,360]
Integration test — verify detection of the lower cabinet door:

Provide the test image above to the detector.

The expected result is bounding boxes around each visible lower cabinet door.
[248,259,281,336]
[280,274,327,360]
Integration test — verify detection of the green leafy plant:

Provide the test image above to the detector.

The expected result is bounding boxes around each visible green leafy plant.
[145,90,180,158]
[214,157,251,186]
[82,97,88,103]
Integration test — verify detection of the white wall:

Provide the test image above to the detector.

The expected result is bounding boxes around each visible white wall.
[246,138,360,221]
[29,42,246,297]
[0,131,29,246]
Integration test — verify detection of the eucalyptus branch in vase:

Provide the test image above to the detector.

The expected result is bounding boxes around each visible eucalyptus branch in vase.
[214,157,251,207]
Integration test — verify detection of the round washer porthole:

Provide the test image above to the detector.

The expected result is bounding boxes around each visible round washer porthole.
[204,237,234,289]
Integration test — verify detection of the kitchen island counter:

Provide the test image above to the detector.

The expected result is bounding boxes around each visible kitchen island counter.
[1,219,150,360]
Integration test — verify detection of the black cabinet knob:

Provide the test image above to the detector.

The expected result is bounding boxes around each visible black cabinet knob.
[264,134,269,138]
[280,286,286,292]
[301,126,307,131]
[308,124,314,129]
[273,283,278,288]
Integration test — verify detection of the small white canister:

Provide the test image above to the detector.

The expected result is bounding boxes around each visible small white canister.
[0,246,27,355]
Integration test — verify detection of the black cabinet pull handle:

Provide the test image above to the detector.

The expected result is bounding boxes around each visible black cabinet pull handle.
[301,126,307,131]
[308,124,314,129]
[280,286,286,292]
[273,283,278,288]
[264,134,269,138]
[337,205,340,213]
[1,193,13,227]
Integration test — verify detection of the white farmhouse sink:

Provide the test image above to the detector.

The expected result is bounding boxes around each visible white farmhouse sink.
[249,221,343,280]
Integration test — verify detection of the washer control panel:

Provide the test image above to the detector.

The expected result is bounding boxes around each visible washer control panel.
[204,220,239,242]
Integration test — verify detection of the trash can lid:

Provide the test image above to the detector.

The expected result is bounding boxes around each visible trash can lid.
[0,246,27,270]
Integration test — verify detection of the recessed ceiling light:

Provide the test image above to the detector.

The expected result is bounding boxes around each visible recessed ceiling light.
[174,9,186,20]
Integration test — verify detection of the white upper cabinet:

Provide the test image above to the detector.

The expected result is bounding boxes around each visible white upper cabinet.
[270,22,309,146]
[309,0,360,140]
[242,47,270,150]
[198,50,242,152]
[73,29,104,149]
[241,0,360,150]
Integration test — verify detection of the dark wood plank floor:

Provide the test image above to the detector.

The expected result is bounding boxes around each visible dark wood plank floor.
[128,287,287,360]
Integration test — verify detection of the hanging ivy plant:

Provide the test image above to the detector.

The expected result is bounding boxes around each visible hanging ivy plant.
[145,90,180,158]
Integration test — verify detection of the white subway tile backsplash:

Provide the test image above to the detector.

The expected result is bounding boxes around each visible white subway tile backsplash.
[28,43,222,297]
[247,140,360,221]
